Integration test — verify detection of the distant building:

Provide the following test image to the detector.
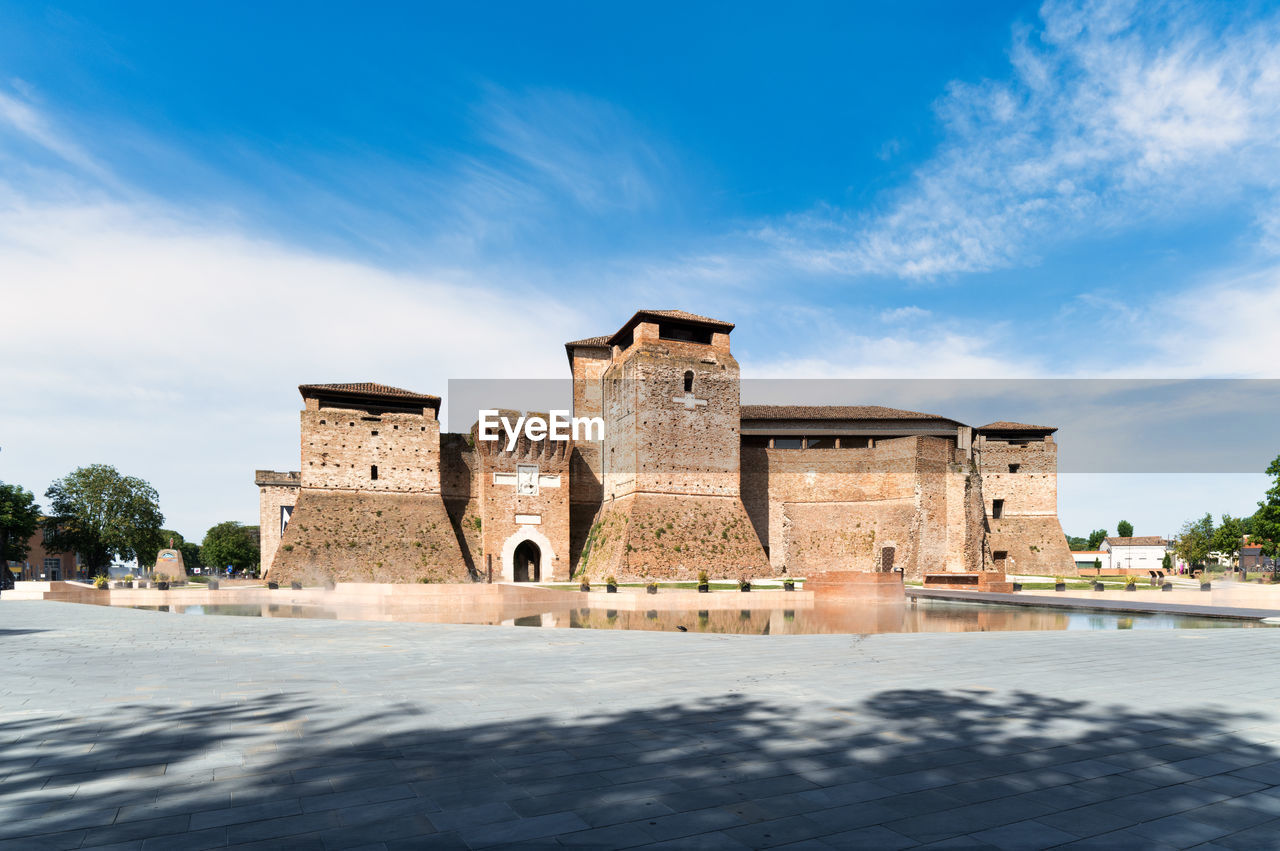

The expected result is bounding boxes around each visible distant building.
[1072,550,1108,572]
[1241,542,1276,574]
[4,526,81,581]
[1100,536,1170,573]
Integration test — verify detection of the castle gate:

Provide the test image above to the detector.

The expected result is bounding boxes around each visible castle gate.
[513,540,541,582]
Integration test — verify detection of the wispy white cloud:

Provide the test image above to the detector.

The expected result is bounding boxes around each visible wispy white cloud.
[879,305,931,323]
[0,91,589,537]
[764,0,1280,279]
[474,87,665,215]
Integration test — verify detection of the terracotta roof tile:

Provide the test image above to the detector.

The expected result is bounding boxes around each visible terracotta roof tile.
[1104,536,1168,547]
[565,335,611,348]
[608,309,736,346]
[298,383,440,403]
[741,404,958,423]
[978,421,1058,432]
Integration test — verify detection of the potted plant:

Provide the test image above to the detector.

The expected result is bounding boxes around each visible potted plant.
[122,573,134,589]
[606,576,618,593]
[1054,576,1066,592]
[1200,574,1213,592]
[783,576,796,592]
[646,579,659,595]
[1124,575,1138,592]
[93,575,108,590]
[579,576,591,592]
[697,570,710,593]
[268,581,279,590]
[1012,581,1023,591]
[208,579,220,590]
[155,573,170,591]
[738,577,751,593]
[291,581,303,591]
[1093,579,1105,591]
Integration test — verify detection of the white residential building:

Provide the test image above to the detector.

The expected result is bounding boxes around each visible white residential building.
[1100,536,1170,573]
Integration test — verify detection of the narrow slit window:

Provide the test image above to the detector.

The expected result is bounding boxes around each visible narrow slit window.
[370,465,378,481]
[992,499,1004,519]
[683,370,694,392]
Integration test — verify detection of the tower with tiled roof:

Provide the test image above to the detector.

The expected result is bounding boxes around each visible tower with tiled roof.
[974,421,1073,575]
[264,382,471,584]
[574,310,771,580]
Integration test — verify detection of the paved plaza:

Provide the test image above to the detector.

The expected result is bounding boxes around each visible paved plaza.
[3,601,1280,849]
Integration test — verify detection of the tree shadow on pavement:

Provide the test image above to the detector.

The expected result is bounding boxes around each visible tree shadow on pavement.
[2,688,1278,849]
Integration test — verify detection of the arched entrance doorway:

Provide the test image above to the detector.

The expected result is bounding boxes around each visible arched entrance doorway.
[513,540,541,582]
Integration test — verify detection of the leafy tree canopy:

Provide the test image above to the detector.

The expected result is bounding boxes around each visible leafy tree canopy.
[1087,529,1108,550]
[1211,515,1244,559]
[1,481,42,567]
[1174,513,1215,567]
[1116,520,1134,538]
[179,541,203,569]
[44,465,163,573]
[201,521,259,573]
[1255,454,1280,557]
[1066,535,1089,551]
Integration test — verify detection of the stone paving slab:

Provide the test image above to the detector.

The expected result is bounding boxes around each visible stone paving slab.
[2,599,1280,849]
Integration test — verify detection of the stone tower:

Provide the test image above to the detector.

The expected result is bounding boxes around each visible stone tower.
[266,383,472,584]
[975,422,1075,575]
[575,310,771,581]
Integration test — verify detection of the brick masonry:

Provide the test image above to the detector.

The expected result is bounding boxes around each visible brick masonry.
[257,310,1075,583]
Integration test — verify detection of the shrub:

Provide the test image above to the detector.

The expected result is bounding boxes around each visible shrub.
[606,575,617,587]
[93,575,108,589]
[698,570,709,584]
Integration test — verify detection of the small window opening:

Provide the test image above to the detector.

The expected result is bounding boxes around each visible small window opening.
[683,370,694,393]
[370,465,378,481]
[1008,463,1020,473]
[993,550,1008,562]
[371,430,379,436]
[992,499,1004,519]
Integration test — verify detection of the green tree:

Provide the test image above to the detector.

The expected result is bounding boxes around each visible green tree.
[1116,520,1134,538]
[1162,552,1172,572]
[180,541,203,569]
[1066,535,1089,551]
[1174,513,1215,568]
[201,522,259,574]
[1211,515,1244,563]
[1,482,42,581]
[1255,454,1280,557]
[43,465,164,574]
[1087,529,1108,550]
[135,529,186,573]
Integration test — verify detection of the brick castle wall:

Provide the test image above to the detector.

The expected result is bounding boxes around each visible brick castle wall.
[977,435,1075,575]
[740,436,986,580]
[255,470,300,575]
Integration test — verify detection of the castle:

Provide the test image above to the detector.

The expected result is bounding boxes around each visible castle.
[256,309,1075,584]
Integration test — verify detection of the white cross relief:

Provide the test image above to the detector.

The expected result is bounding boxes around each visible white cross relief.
[673,392,708,410]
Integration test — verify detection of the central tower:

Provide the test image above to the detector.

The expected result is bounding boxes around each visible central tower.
[576,310,771,581]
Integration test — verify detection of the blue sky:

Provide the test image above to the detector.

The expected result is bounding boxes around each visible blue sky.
[1,0,1278,542]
